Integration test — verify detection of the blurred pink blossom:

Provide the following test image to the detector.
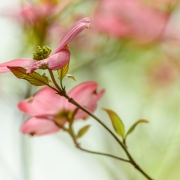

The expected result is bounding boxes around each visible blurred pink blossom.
[147,58,180,87]
[1,0,74,45]
[93,0,172,43]
[18,1,55,24]
[0,17,90,74]
[18,82,105,135]
[3,0,71,25]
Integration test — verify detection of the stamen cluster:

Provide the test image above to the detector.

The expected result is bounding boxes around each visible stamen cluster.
[33,45,52,60]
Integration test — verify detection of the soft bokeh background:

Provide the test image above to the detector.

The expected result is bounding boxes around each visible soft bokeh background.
[1,0,180,180]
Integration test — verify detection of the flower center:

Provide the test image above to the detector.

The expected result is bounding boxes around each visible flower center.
[55,110,70,120]
[26,96,33,103]
[33,45,52,60]
[55,110,73,124]
[39,62,48,69]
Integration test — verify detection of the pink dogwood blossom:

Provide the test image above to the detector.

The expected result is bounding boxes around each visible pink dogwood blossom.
[0,17,90,74]
[2,0,72,27]
[17,1,56,24]
[93,0,170,43]
[1,0,74,47]
[18,82,105,135]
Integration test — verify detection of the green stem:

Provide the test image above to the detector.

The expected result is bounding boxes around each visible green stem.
[48,70,61,91]
[75,146,130,163]
[55,118,129,162]
[63,94,129,155]
[69,124,130,163]
[60,71,64,89]
[62,93,154,180]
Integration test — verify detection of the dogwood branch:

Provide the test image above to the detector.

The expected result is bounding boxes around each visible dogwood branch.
[61,93,154,180]
[47,72,154,180]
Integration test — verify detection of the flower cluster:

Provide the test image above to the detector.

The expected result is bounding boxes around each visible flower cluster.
[0,17,105,136]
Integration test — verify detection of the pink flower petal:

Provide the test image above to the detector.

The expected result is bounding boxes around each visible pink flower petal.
[26,60,47,74]
[18,87,64,115]
[0,58,35,73]
[26,49,70,73]
[20,117,60,135]
[47,49,70,70]
[74,102,97,120]
[67,82,100,105]
[65,81,105,119]
[75,89,105,119]
[52,17,90,54]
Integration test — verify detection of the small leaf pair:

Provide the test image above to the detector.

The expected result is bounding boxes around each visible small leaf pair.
[103,108,148,143]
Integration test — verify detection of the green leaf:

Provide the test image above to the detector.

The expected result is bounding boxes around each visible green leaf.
[125,119,148,138]
[77,125,91,138]
[103,108,125,138]
[66,74,76,81]
[57,62,69,79]
[8,66,49,86]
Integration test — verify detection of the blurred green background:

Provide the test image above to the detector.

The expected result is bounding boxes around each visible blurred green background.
[1,0,180,179]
